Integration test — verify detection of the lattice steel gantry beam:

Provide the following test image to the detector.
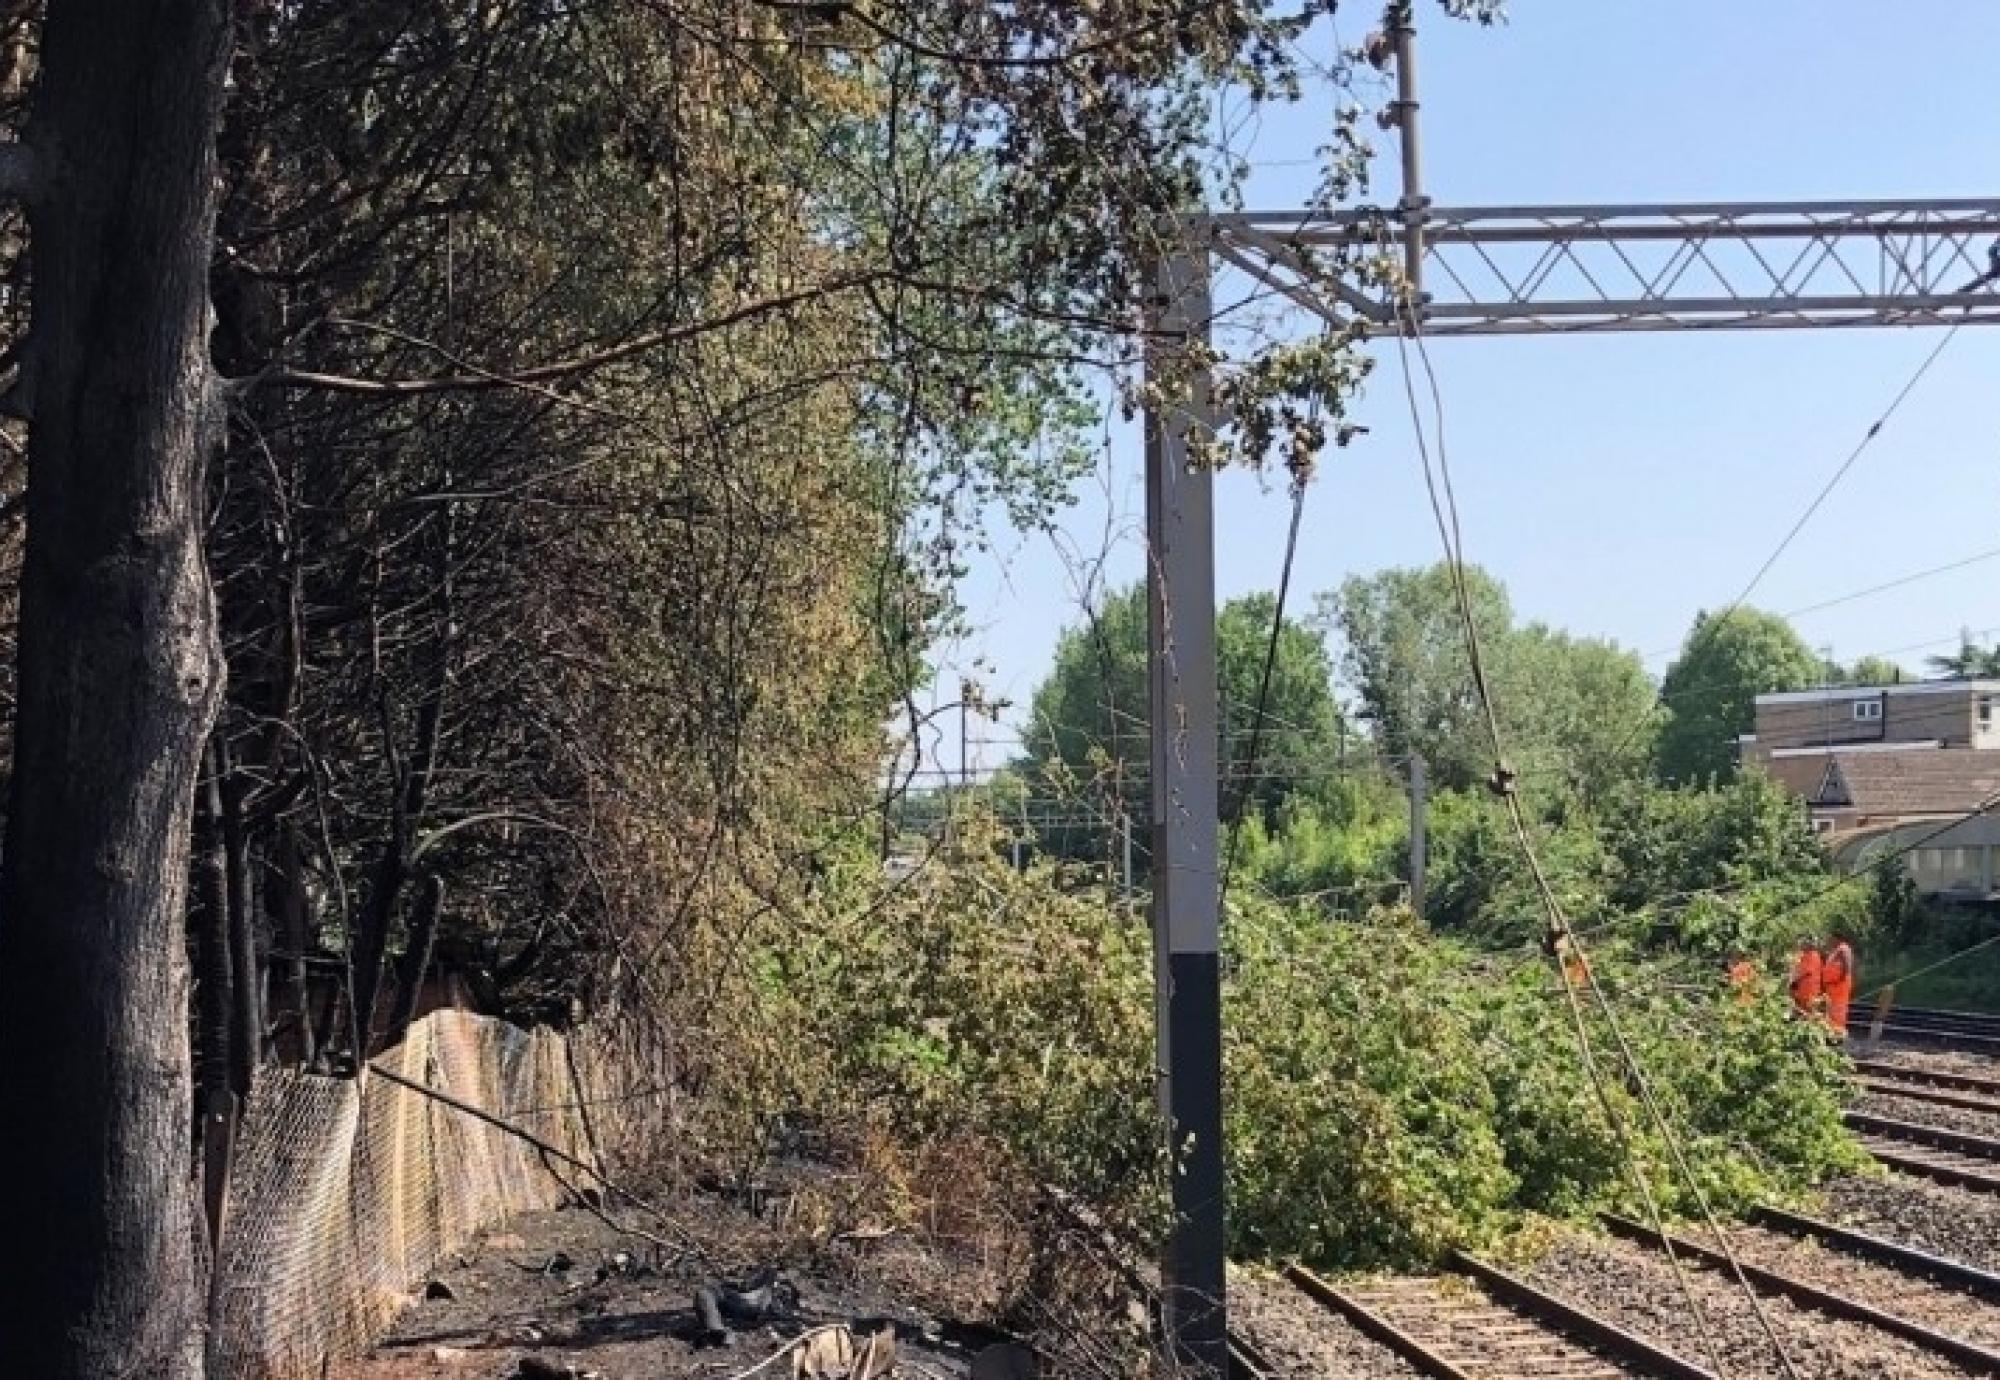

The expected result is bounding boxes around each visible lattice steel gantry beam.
[1205,200,2000,335]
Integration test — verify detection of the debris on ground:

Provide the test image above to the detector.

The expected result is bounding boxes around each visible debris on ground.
[331,1185,1034,1380]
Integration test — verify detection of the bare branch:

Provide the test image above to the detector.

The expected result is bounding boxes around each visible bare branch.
[260,269,899,398]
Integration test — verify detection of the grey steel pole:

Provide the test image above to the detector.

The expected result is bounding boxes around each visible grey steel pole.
[1145,229,1226,1376]
[1391,4,1426,303]
[1121,810,1135,900]
[1408,754,1428,921]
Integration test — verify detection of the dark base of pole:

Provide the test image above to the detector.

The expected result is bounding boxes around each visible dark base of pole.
[1164,948,1226,1376]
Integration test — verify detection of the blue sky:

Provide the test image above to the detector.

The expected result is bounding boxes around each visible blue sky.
[918,2,2000,780]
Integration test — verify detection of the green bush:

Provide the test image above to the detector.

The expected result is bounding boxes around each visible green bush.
[727,818,1864,1271]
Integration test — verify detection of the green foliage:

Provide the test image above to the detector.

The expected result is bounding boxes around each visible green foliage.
[1495,624,1661,806]
[1020,583,1346,864]
[1322,563,1513,791]
[1422,789,1610,945]
[1609,771,1826,908]
[1322,564,1655,801]
[1605,772,1871,960]
[1656,608,1823,784]
[1230,775,1408,911]
[1927,635,2000,679]
[1841,654,1909,686]
[728,816,1863,1272]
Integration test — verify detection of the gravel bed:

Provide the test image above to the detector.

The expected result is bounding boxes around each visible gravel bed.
[1858,1091,2000,1141]
[1523,1230,1980,1379]
[1856,1044,2000,1079]
[1228,1269,1422,1379]
[1822,1173,2000,1276]
[1724,1223,2000,1349]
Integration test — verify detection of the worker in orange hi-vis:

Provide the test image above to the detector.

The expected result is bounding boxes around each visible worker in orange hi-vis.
[1822,933,1856,1039]
[1789,938,1823,1020]
[1727,953,1757,1005]
[1555,932,1591,991]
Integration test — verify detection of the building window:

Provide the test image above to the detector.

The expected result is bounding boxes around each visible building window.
[1852,700,1883,722]
[1981,695,1994,728]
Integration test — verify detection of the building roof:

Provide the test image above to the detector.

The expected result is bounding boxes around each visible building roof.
[1752,755,1837,799]
[1756,679,2000,707]
[1815,750,2000,818]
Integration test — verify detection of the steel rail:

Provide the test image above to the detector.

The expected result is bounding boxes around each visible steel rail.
[1861,1137,2000,1194]
[1603,1214,2000,1375]
[1853,1058,2000,1099]
[1848,1110,2000,1161]
[1868,1024,2000,1054]
[1284,1265,1474,1380]
[1752,1205,2000,1300]
[1449,1251,1718,1380]
[1288,1259,1712,1380]
[1858,1076,2000,1117]
[1889,1006,2000,1031]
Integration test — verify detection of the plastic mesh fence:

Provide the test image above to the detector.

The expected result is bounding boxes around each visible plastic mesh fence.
[210,1011,596,1380]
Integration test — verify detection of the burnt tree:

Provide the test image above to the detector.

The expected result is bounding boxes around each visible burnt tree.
[0,1,234,1375]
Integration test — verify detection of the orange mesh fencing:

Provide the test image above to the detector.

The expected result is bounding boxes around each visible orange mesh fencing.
[210,1011,600,1379]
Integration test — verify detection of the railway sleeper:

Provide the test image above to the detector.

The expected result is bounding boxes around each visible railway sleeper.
[1603,1213,2000,1376]
[1287,1259,1716,1380]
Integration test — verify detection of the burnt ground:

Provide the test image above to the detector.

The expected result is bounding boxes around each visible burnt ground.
[333,1185,1033,1380]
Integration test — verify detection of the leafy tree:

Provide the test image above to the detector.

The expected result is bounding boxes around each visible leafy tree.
[1321,563,1513,790]
[1230,773,1409,911]
[1656,608,1823,784]
[1493,623,1660,805]
[1840,654,1908,686]
[1607,772,1828,922]
[1323,563,1655,800]
[1927,634,2000,679]
[1020,583,1345,863]
[0,0,1451,1365]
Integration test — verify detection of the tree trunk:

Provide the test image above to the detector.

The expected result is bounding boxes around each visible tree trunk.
[387,872,446,1048]
[276,822,317,1066]
[0,1,234,1373]
[220,746,263,1095]
[195,751,237,1250]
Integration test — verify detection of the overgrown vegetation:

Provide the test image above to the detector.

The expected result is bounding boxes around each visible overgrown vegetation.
[746,559,1977,1276]
[718,820,1862,1272]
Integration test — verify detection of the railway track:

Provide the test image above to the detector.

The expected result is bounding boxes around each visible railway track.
[1858,1069,2000,1118]
[1848,1109,2000,1192]
[1285,1255,1716,1379]
[1854,1058,2000,1100]
[1606,1212,2000,1373]
[1864,1004,2000,1054]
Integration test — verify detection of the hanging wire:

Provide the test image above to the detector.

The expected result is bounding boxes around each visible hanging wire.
[1381,219,1807,1380]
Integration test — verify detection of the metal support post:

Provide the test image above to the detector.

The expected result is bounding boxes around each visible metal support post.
[1145,233,1226,1375]
[1408,754,1428,921]
[1122,809,1136,901]
[1391,5,1426,303]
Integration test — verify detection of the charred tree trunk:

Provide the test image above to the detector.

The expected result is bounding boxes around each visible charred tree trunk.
[195,753,236,1249]
[276,822,317,1066]
[386,872,446,1048]
[349,516,452,1060]
[219,747,262,1095]
[0,1,233,1374]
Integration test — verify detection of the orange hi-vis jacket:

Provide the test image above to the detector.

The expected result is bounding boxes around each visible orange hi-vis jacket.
[1789,947,1823,1014]
[1822,940,1856,1035]
[1727,958,1756,1004]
